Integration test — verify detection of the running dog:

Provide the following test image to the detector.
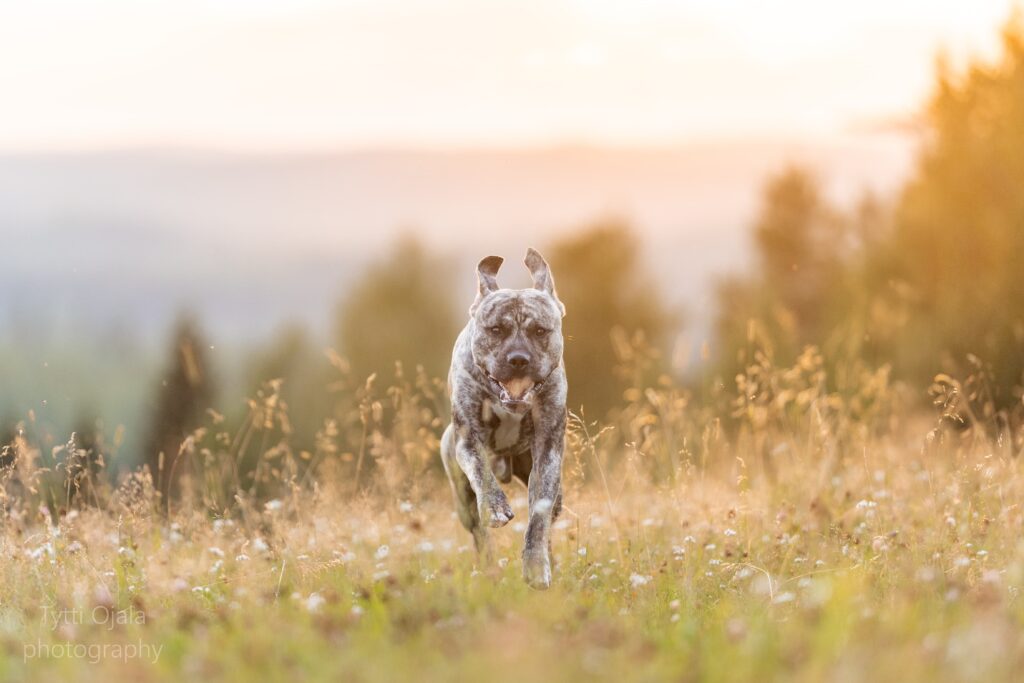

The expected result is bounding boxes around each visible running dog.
[440,249,567,589]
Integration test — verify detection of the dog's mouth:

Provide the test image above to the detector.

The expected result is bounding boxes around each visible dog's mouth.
[487,374,539,406]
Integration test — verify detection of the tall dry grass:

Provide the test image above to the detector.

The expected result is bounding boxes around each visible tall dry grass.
[2,336,1023,681]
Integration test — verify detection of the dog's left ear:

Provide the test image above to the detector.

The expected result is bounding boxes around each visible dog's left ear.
[470,255,503,315]
[525,248,565,317]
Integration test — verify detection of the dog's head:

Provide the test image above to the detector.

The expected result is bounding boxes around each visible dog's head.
[469,248,565,409]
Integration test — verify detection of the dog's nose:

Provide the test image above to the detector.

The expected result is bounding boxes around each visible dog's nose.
[507,351,530,369]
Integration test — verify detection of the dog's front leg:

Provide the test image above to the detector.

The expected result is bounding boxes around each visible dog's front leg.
[453,422,514,529]
[523,409,565,590]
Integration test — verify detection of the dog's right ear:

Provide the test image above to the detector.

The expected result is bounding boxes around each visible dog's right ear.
[469,255,503,315]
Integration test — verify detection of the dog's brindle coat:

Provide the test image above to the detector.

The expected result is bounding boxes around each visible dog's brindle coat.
[440,249,567,589]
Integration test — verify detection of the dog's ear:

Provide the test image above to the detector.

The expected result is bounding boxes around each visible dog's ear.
[525,248,565,317]
[470,255,503,315]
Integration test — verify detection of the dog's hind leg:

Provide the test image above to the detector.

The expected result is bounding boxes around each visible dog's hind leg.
[440,423,490,557]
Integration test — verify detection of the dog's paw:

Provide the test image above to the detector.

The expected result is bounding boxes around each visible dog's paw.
[479,489,514,528]
[522,549,551,590]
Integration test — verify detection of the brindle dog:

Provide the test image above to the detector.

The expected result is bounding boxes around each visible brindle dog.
[440,248,567,589]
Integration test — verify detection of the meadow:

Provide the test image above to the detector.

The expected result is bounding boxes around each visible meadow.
[1,345,1022,683]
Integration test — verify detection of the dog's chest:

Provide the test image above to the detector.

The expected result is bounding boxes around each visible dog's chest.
[484,401,533,454]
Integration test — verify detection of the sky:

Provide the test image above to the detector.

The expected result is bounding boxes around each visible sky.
[0,0,1016,151]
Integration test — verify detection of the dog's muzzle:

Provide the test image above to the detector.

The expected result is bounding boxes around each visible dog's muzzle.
[484,369,552,413]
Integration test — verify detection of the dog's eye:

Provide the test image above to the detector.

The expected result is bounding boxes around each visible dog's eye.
[534,327,550,336]
[489,326,503,335]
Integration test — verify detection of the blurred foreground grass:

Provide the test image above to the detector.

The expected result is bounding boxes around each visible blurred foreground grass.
[2,434,1023,681]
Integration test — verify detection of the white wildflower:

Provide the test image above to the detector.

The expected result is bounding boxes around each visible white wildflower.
[305,593,325,612]
[630,573,651,588]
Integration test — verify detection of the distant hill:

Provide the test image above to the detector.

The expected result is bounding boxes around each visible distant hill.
[0,136,914,347]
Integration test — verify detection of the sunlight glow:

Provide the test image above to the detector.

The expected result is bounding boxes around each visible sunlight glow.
[0,0,1015,150]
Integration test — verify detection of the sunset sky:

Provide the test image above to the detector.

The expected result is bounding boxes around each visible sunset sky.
[1,0,1016,151]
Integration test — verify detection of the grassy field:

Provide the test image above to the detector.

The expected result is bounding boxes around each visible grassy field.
[2,352,1023,682]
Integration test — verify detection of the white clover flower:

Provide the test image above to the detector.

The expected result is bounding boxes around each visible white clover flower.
[398,501,414,513]
[629,573,651,588]
[208,546,224,558]
[417,541,435,554]
[724,528,737,537]
[982,569,1001,584]
[577,547,588,557]
[374,545,390,560]
[305,593,325,612]
[772,592,796,604]
[264,499,283,512]
[28,543,55,561]
[235,554,250,562]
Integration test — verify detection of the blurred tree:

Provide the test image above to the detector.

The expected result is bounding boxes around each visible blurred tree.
[715,167,849,377]
[547,221,676,417]
[243,325,329,455]
[754,166,846,337]
[881,15,1024,399]
[713,15,1024,411]
[335,236,459,382]
[143,316,214,499]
